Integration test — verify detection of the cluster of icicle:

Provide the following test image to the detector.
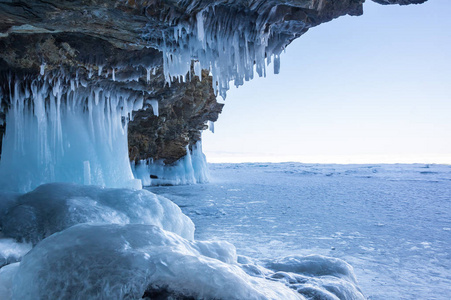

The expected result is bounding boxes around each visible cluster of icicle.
[132,141,209,186]
[150,4,303,99]
[0,74,154,192]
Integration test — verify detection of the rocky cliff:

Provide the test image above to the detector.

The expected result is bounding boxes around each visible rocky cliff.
[0,0,428,164]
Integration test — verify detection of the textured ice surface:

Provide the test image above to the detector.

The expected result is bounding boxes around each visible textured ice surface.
[0,238,31,267]
[150,163,451,300]
[0,76,143,192]
[1,183,194,244]
[0,262,19,300]
[12,224,295,299]
[132,141,209,186]
[11,223,363,300]
[149,4,300,98]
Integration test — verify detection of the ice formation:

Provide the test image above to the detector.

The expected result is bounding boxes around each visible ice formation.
[132,141,209,186]
[0,239,31,268]
[0,75,143,192]
[3,223,363,300]
[0,262,19,300]
[149,4,304,99]
[0,183,194,244]
[0,3,369,299]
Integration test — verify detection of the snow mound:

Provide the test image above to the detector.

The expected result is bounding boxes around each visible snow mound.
[12,224,301,300]
[1,183,194,244]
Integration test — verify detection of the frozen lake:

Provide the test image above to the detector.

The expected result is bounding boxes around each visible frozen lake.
[149,163,451,300]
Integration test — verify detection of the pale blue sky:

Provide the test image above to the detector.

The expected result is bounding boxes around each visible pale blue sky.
[203,0,451,163]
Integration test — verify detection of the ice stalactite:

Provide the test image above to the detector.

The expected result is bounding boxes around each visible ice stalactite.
[209,120,215,133]
[149,5,306,99]
[0,75,143,192]
[132,141,209,186]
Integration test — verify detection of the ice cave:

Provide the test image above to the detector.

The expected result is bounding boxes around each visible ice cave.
[0,0,441,299]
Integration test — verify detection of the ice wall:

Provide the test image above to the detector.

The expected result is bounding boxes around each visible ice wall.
[132,141,209,186]
[0,75,143,192]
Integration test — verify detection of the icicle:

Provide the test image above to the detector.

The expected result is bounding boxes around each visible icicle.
[147,100,159,117]
[112,68,116,81]
[196,10,205,42]
[133,97,143,111]
[194,61,202,81]
[209,121,214,133]
[83,161,91,185]
[146,67,151,83]
[98,65,103,76]
[94,87,101,105]
[0,75,143,192]
[40,63,46,76]
[274,54,280,74]
[151,5,297,99]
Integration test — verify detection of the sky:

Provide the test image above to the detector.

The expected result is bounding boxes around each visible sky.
[202,0,451,164]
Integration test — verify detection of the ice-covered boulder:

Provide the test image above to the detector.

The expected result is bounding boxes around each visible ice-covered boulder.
[6,223,365,300]
[1,183,194,244]
[12,224,301,300]
[266,256,365,299]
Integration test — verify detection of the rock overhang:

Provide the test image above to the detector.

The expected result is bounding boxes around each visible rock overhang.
[0,0,429,163]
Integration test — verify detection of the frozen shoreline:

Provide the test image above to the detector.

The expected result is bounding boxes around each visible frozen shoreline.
[149,162,451,300]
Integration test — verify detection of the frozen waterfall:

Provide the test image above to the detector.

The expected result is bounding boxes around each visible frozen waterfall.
[0,75,142,192]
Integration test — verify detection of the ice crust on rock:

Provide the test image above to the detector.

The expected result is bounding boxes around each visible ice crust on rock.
[1,183,194,244]
[132,141,209,186]
[8,223,365,300]
[266,256,365,300]
[0,75,144,192]
[266,255,358,282]
[11,224,299,300]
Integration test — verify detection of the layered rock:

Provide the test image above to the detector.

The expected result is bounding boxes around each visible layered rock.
[128,69,222,165]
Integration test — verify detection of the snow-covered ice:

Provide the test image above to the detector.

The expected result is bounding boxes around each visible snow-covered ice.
[150,162,451,300]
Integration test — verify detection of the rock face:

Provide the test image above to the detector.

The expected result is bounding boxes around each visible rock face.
[0,0,428,164]
[128,69,223,164]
